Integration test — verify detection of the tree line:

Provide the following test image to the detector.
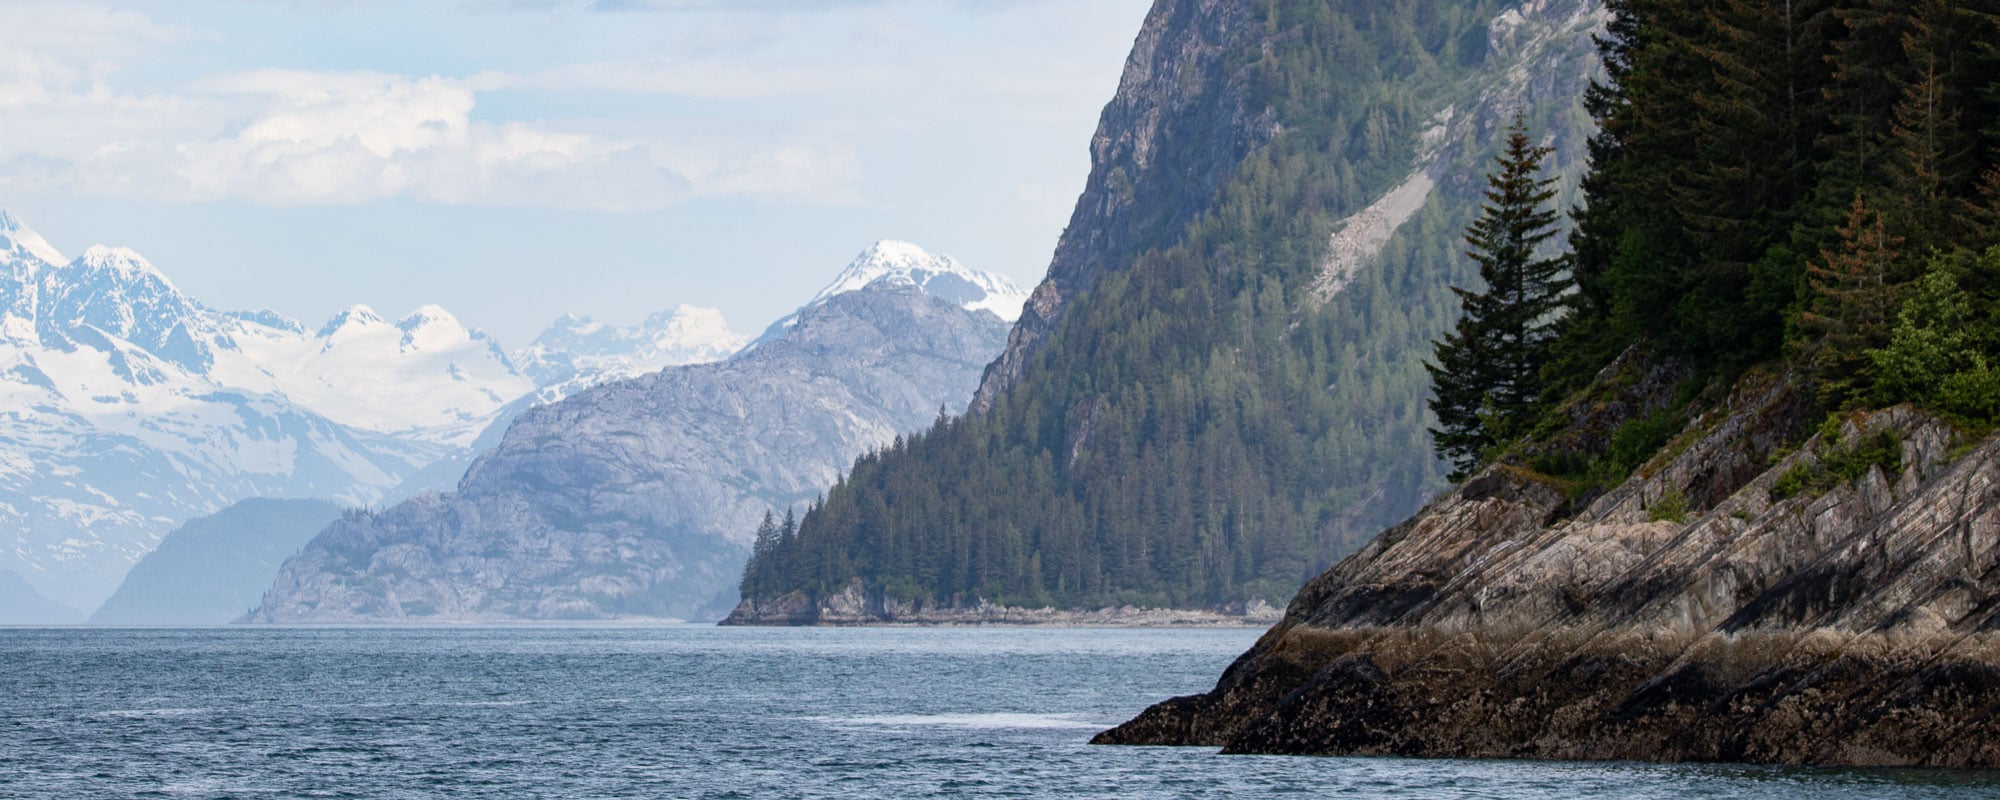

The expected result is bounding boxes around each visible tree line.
[737,0,1527,611]
[1438,0,2000,479]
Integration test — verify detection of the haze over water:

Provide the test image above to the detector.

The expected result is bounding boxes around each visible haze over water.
[3,627,1994,798]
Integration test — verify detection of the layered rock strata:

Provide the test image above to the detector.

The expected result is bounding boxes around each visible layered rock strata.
[1100,372,2000,768]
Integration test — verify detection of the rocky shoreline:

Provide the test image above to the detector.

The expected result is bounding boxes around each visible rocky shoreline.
[722,579,1282,627]
[1097,363,2000,767]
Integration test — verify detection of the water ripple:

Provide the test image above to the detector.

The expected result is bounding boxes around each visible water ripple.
[2,626,1996,799]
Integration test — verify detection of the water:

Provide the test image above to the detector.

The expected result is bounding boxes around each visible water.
[3,627,1996,799]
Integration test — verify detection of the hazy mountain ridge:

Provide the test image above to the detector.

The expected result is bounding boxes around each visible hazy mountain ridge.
[247,244,1015,623]
[90,498,345,625]
[0,569,81,624]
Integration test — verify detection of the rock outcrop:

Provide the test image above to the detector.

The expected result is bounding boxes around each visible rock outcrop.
[244,283,1010,623]
[1099,363,2000,768]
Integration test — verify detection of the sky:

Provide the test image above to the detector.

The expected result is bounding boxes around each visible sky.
[0,0,1152,345]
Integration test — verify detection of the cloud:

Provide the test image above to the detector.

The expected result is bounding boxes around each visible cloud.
[0,3,866,209]
[164,71,648,207]
[0,0,1134,211]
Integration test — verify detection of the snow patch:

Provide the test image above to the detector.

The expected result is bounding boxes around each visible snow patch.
[0,211,66,267]
[807,240,1028,322]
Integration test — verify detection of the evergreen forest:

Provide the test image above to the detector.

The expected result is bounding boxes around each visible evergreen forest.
[740,0,1571,611]
[1527,0,2000,474]
[742,0,2000,614]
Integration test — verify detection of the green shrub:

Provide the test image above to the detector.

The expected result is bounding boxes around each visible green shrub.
[1771,428,1902,501]
[1607,407,1683,477]
[1868,249,2000,425]
[1771,461,1817,500]
[1824,428,1903,482]
[1647,487,1689,523]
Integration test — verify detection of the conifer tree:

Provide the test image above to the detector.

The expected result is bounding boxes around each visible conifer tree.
[1887,60,1977,249]
[1429,116,1567,479]
[1971,166,2000,245]
[1801,193,1904,406]
[741,510,781,597]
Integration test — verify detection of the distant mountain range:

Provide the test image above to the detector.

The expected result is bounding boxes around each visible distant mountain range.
[246,242,1022,623]
[0,211,765,611]
[514,306,750,402]
[0,212,1026,619]
[88,498,345,625]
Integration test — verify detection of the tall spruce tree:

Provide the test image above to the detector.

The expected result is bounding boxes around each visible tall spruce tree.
[1801,193,1904,405]
[740,510,782,597]
[1428,116,1568,479]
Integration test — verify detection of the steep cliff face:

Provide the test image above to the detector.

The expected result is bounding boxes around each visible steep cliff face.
[244,285,1009,623]
[733,0,1610,622]
[972,0,1266,411]
[1099,358,2000,767]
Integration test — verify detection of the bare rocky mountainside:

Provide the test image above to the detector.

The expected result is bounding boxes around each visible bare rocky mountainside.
[1099,351,2000,767]
[246,246,1017,623]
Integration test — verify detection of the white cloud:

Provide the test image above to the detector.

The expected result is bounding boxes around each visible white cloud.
[0,0,1133,212]
[0,6,860,209]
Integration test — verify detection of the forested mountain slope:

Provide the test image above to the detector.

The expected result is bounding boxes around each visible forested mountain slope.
[1102,0,2000,767]
[730,0,1607,622]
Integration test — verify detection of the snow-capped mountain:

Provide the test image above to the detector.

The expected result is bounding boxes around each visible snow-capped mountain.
[250,263,1015,623]
[513,305,748,399]
[759,241,1028,341]
[0,212,533,610]
[207,302,533,447]
[1,215,1005,613]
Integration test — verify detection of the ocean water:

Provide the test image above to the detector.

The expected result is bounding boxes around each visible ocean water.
[3,626,1996,799]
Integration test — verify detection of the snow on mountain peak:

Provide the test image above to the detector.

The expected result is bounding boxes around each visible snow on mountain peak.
[548,313,603,335]
[316,304,386,337]
[0,211,66,267]
[397,304,462,332]
[513,304,747,393]
[75,246,174,287]
[808,240,1029,322]
[644,304,741,346]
